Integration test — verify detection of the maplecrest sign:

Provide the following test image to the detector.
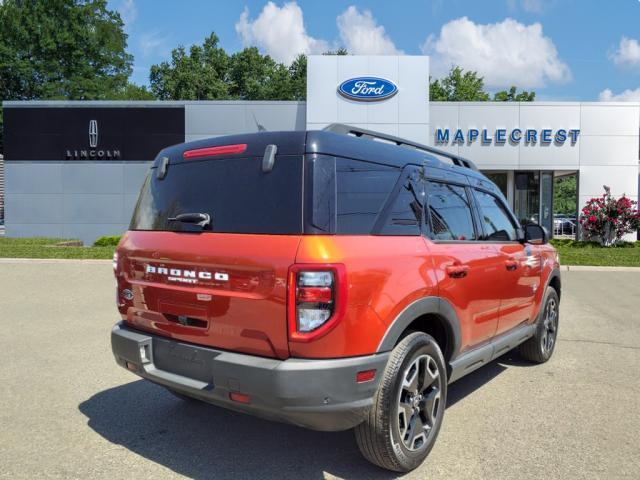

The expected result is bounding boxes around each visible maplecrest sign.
[435,127,580,146]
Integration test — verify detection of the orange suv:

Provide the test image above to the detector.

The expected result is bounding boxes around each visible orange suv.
[111,124,561,472]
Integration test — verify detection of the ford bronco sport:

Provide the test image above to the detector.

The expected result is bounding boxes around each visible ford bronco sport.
[111,124,560,472]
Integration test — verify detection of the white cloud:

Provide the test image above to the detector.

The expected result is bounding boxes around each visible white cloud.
[599,87,640,102]
[422,17,571,88]
[336,6,402,55]
[118,0,137,28]
[522,0,544,13]
[506,0,545,13]
[139,32,166,57]
[235,2,328,64]
[609,37,640,69]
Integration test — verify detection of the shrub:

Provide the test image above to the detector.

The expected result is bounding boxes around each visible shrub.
[579,186,640,246]
[93,235,122,247]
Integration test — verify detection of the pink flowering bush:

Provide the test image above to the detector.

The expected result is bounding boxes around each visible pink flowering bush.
[580,186,640,246]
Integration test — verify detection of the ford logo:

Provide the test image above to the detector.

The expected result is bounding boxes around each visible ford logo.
[337,77,398,102]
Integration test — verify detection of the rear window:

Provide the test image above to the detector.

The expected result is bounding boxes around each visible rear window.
[130,155,303,234]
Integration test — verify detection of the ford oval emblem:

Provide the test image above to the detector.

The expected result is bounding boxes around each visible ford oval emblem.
[338,77,398,102]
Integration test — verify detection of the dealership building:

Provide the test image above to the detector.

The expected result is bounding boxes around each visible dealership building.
[2,55,639,244]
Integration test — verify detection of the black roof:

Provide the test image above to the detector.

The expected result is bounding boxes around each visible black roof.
[153,127,501,197]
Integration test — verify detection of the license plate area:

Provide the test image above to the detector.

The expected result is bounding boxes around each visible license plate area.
[152,337,217,385]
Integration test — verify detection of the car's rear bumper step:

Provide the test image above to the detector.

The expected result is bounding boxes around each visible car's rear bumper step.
[111,322,389,431]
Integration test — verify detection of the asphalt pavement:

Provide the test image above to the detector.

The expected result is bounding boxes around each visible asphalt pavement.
[0,261,638,479]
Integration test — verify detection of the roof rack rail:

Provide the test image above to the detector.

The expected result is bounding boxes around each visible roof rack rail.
[323,123,479,172]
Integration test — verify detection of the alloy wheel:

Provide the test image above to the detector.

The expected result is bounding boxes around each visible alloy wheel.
[396,354,442,451]
[541,296,558,355]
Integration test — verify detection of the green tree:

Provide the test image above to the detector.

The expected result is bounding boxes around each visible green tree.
[554,175,577,215]
[0,0,137,152]
[149,33,312,101]
[288,54,307,100]
[149,33,230,100]
[430,67,536,102]
[228,47,290,100]
[323,48,348,56]
[494,86,535,102]
[429,67,490,101]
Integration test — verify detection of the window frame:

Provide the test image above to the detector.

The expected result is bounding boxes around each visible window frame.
[371,164,425,236]
[471,186,521,243]
[423,178,481,244]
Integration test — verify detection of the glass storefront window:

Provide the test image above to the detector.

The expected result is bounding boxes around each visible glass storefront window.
[483,172,508,199]
[540,171,554,234]
[514,172,540,225]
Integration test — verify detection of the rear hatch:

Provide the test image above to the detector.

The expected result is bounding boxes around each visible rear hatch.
[116,133,305,359]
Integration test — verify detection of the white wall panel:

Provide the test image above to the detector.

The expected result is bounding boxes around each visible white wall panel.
[579,135,639,166]
[399,56,429,125]
[581,104,640,136]
[306,56,338,124]
[519,104,580,132]
[578,166,638,197]
[307,55,429,144]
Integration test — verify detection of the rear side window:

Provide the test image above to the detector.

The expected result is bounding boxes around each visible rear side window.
[130,155,303,234]
[374,166,424,236]
[426,181,476,241]
[335,158,400,234]
[473,189,517,241]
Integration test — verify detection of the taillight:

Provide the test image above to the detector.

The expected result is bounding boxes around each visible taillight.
[287,264,347,342]
[112,251,118,273]
[183,143,247,159]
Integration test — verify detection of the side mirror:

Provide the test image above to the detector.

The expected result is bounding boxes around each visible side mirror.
[524,223,548,245]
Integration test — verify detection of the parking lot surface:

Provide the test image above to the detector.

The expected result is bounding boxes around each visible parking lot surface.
[1,262,639,479]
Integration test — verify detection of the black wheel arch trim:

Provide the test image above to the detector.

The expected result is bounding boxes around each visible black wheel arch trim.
[546,267,561,298]
[376,296,462,362]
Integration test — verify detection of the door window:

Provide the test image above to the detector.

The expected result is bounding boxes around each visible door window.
[425,181,477,241]
[473,189,517,241]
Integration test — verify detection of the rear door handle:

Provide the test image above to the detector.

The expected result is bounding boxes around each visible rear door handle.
[446,264,470,278]
[505,259,518,271]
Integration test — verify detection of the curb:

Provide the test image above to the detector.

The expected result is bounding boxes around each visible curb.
[560,265,640,272]
[0,258,111,265]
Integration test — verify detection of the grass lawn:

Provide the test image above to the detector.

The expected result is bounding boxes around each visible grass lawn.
[0,236,638,266]
[0,237,115,259]
[550,239,640,267]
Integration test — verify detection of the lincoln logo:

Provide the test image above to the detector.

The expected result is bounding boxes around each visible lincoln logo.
[64,119,121,160]
[89,120,98,148]
[146,264,229,285]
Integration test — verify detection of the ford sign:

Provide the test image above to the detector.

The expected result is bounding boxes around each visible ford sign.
[338,77,398,102]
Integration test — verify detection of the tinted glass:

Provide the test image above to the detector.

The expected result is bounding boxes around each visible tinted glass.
[474,189,517,241]
[130,155,303,234]
[378,167,423,236]
[336,158,400,234]
[426,181,476,241]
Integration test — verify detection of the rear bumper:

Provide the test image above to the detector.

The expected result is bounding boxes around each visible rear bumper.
[111,322,389,431]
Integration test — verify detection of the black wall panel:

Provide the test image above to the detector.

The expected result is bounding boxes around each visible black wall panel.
[4,107,185,160]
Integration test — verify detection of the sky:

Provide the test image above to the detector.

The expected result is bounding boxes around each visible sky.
[110,0,640,101]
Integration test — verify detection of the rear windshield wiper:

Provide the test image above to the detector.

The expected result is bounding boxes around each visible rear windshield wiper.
[168,212,211,229]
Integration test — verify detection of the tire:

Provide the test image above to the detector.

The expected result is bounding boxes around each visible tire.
[520,287,560,363]
[355,332,447,472]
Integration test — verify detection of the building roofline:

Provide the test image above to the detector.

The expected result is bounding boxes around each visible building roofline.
[2,100,306,108]
[429,101,640,107]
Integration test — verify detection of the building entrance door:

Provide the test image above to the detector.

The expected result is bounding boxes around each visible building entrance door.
[514,171,554,233]
[514,171,540,225]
